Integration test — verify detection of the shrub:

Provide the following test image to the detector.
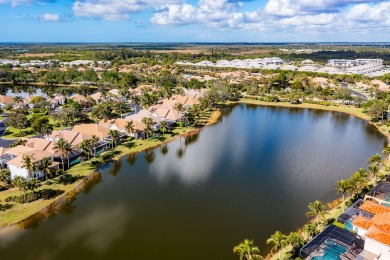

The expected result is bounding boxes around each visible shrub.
[5,195,18,202]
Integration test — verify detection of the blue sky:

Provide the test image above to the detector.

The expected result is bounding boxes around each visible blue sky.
[0,0,389,42]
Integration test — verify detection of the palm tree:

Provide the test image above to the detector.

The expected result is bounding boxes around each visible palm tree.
[368,163,380,181]
[333,179,351,211]
[22,154,38,179]
[287,232,305,255]
[90,135,100,156]
[79,139,92,160]
[350,170,369,198]
[40,157,53,180]
[13,95,24,107]
[0,169,11,188]
[174,103,184,112]
[41,124,53,139]
[368,154,382,166]
[267,231,287,260]
[233,239,263,260]
[12,176,28,201]
[303,223,318,240]
[142,117,153,139]
[159,121,168,136]
[125,120,135,137]
[108,129,121,148]
[54,138,71,172]
[9,139,27,148]
[383,146,390,161]
[306,200,327,231]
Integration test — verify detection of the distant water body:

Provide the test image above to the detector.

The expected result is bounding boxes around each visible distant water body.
[0,104,386,259]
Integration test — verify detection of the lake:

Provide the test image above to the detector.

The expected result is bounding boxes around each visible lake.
[0,104,386,259]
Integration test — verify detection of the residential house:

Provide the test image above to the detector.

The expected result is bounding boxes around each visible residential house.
[99,118,146,138]
[126,109,162,131]
[89,92,105,103]
[349,200,390,259]
[6,148,58,179]
[0,95,14,109]
[72,124,110,153]
[149,105,183,125]
[70,93,88,104]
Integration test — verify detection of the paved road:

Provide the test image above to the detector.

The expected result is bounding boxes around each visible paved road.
[0,118,15,148]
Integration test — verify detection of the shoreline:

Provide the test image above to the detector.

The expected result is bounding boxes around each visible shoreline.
[0,109,221,229]
[0,100,388,258]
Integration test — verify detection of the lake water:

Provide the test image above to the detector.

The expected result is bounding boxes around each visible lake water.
[0,104,386,260]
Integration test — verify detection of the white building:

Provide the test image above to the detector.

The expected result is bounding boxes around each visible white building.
[346,64,384,74]
[328,59,383,67]
[7,149,56,179]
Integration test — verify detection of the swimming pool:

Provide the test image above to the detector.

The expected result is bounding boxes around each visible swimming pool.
[311,241,347,260]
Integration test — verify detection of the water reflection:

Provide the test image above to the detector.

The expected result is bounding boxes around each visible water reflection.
[184,133,199,147]
[160,145,169,156]
[82,172,103,194]
[0,104,387,260]
[144,150,155,164]
[109,160,122,176]
[56,204,130,254]
[17,212,46,230]
[126,153,137,166]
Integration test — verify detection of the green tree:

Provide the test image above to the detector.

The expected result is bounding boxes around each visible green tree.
[303,223,318,240]
[22,155,38,179]
[382,146,390,161]
[267,231,287,260]
[125,120,135,136]
[287,232,305,256]
[6,113,28,136]
[41,124,53,138]
[108,129,121,148]
[333,180,351,211]
[368,164,380,182]
[54,137,71,172]
[142,117,153,139]
[368,154,382,166]
[40,157,53,180]
[159,121,168,136]
[12,176,28,201]
[0,169,11,188]
[233,239,263,260]
[9,139,27,148]
[306,200,327,231]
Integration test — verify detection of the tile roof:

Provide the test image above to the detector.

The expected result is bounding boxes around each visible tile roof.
[7,150,53,167]
[70,94,88,103]
[0,95,15,105]
[365,226,390,246]
[72,124,110,139]
[352,216,374,230]
[360,201,390,215]
[6,145,35,156]
[26,138,52,151]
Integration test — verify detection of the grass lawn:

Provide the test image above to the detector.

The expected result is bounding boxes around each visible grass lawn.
[2,116,69,140]
[0,161,97,228]
[0,118,209,228]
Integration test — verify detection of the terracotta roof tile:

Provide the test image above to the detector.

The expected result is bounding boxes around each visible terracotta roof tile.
[365,226,390,246]
[352,216,374,230]
[360,201,390,215]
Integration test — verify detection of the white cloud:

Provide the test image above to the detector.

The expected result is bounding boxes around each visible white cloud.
[265,0,386,17]
[346,2,390,22]
[149,0,390,36]
[40,13,59,21]
[72,0,183,21]
[0,0,54,7]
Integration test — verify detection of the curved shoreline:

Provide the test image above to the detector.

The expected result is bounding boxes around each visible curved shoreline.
[0,100,387,259]
[0,109,221,230]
